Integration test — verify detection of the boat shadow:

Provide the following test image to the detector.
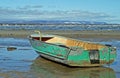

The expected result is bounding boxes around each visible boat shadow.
[30,57,116,78]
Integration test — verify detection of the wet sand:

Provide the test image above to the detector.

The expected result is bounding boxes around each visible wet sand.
[0,30,120,39]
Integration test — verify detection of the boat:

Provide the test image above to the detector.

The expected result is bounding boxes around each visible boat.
[29,31,116,67]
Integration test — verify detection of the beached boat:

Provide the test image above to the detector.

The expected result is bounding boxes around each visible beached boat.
[29,31,116,67]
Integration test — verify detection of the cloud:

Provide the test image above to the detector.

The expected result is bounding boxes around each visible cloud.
[37,10,113,21]
[18,5,43,10]
[0,6,43,18]
[0,6,118,23]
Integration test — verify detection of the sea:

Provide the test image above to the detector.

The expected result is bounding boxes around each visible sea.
[0,24,120,30]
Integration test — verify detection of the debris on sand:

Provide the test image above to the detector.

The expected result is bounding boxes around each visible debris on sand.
[7,46,17,51]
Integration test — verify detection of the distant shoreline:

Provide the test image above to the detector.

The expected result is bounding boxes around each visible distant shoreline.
[0,24,120,26]
[0,30,120,40]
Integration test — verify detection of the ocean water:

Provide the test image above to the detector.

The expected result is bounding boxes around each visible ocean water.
[0,24,120,30]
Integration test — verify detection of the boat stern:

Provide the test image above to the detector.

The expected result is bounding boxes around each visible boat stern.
[66,46,117,67]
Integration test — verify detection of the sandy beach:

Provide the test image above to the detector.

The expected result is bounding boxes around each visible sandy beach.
[0,30,120,39]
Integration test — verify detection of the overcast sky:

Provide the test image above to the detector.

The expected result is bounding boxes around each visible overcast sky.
[0,0,120,23]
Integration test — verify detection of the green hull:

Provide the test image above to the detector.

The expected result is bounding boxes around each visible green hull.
[29,34,116,67]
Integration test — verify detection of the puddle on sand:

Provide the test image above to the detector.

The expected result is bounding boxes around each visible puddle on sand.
[0,38,38,78]
[30,57,116,78]
[0,38,120,78]
[0,47,38,72]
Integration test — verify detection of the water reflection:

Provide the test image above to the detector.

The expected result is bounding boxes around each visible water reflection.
[31,57,116,78]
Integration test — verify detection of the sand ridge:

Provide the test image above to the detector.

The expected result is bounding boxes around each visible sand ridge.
[0,30,120,39]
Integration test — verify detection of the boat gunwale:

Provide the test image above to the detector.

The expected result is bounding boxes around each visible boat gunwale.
[29,34,106,47]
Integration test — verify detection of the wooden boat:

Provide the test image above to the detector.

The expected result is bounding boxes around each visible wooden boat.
[29,31,116,67]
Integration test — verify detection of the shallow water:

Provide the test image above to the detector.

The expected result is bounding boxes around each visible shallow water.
[0,25,120,30]
[0,38,120,78]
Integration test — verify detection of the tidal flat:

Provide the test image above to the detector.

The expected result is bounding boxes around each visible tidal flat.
[0,30,120,78]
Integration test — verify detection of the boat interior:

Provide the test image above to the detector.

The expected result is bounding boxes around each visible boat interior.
[30,34,106,50]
